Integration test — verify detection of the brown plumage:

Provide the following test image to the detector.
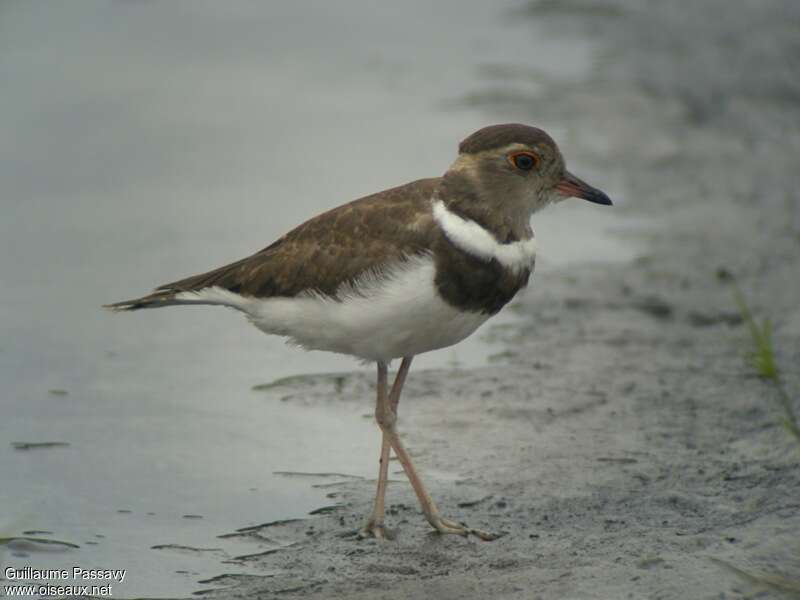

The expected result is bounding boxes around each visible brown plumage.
[106,178,441,310]
[106,174,533,315]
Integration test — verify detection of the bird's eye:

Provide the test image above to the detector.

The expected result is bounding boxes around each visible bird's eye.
[509,152,539,171]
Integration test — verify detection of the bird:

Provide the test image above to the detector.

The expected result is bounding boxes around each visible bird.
[106,123,612,541]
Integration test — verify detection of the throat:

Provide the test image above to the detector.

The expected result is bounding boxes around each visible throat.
[437,173,532,242]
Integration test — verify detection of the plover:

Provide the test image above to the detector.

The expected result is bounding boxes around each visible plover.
[107,123,611,540]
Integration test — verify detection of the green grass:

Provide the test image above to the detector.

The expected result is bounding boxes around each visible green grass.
[714,275,800,598]
[730,277,800,447]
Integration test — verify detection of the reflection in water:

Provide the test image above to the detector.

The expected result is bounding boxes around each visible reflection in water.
[0,1,634,596]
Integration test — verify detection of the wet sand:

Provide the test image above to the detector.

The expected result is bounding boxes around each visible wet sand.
[193,1,800,598]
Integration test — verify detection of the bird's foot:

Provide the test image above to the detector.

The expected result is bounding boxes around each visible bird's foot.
[357,520,395,540]
[426,515,502,541]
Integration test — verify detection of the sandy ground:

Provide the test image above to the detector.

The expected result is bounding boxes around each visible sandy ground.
[196,2,800,598]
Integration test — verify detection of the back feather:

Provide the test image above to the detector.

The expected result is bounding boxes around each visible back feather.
[103,178,440,312]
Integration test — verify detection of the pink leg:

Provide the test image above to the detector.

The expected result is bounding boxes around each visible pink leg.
[359,357,412,539]
[362,357,499,540]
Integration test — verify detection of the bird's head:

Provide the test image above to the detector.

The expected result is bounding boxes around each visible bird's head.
[442,123,612,222]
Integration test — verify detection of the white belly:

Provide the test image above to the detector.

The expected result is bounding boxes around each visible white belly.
[235,255,490,362]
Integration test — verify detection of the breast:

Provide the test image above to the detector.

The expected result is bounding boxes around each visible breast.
[431,241,531,315]
[430,199,534,314]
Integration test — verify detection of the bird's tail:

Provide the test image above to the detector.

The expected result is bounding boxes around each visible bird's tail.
[104,286,249,312]
[103,290,182,311]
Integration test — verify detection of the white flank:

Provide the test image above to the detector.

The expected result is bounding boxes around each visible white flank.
[176,255,490,362]
[432,200,536,273]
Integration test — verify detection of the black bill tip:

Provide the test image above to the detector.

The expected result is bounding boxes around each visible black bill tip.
[583,188,613,206]
[556,170,613,206]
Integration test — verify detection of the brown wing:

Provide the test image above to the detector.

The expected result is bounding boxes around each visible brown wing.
[155,177,441,299]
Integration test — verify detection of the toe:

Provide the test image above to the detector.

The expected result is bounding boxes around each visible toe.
[428,516,502,541]
[469,528,503,541]
[358,522,395,540]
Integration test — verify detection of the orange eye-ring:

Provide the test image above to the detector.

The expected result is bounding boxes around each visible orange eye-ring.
[508,151,539,171]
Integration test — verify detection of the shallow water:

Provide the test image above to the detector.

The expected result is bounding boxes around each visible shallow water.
[0,1,637,596]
